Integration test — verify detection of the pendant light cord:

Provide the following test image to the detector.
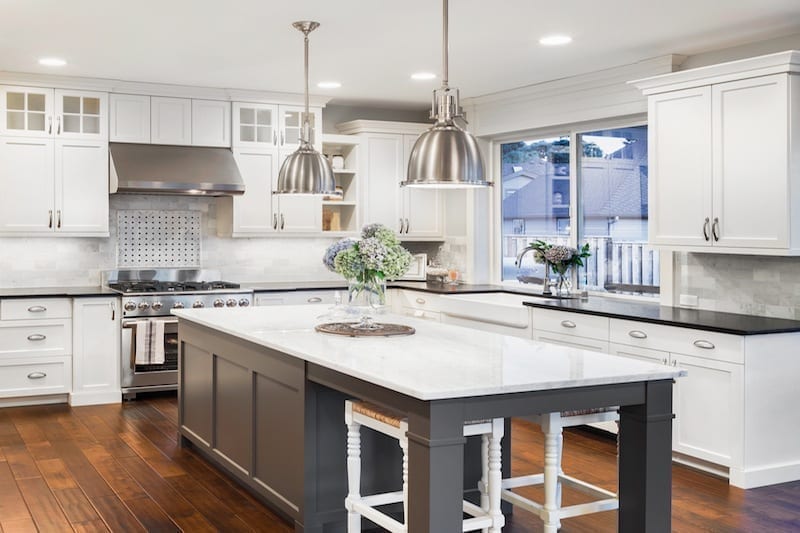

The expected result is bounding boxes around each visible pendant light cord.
[442,0,449,89]
[303,29,310,144]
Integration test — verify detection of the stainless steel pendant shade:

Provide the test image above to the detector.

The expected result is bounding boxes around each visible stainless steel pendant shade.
[401,0,489,188]
[274,21,336,195]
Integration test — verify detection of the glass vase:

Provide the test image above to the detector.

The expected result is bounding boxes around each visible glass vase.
[347,277,387,330]
[555,272,572,297]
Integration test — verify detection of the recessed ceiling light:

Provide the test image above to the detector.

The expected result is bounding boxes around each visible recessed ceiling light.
[317,81,341,89]
[38,57,67,67]
[411,72,436,81]
[539,35,572,46]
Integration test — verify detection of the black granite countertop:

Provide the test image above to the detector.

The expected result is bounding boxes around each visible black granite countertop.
[0,286,118,299]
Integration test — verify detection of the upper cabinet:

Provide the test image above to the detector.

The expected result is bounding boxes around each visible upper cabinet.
[633,51,800,254]
[1,86,107,141]
[191,99,231,147]
[109,94,150,143]
[150,96,192,145]
[233,102,321,152]
[338,121,443,240]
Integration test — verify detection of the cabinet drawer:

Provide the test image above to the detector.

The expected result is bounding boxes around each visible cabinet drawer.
[394,290,441,312]
[610,319,743,364]
[400,307,441,322]
[1,298,72,320]
[0,320,71,357]
[533,331,609,353]
[0,356,71,398]
[532,308,609,341]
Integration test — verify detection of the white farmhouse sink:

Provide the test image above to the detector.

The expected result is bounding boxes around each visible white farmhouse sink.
[439,292,532,328]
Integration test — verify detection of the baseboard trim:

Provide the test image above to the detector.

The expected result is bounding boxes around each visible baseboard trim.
[729,462,800,489]
[69,390,122,406]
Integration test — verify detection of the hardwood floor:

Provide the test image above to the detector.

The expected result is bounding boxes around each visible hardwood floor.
[0,394,797,532]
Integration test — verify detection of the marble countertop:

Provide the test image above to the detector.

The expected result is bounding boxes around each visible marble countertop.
[173,305,684,401]
[0,286,118,299]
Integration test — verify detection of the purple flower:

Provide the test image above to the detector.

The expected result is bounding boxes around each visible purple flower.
[323,238,356,272]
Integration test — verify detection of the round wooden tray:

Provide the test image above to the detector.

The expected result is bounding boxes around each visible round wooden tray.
[315,322,416,337]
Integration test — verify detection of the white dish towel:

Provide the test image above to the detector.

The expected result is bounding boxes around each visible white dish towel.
[134,320,151,365]
[150,320,166,365]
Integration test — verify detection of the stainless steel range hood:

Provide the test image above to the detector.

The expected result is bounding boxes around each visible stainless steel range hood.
[109,143,245,196]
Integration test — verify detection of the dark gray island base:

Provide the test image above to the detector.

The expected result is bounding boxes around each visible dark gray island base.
[178,319,675,533]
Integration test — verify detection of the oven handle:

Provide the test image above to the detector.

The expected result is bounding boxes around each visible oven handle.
[122,318,179,328]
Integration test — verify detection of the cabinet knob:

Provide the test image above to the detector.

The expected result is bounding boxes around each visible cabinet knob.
[415,297,426,305]
[27,305,47,313]
[560,320,577,329]
[27,371,47,380]
[628,330,647,339]
[27,334,46,341]
[693,340,715,350]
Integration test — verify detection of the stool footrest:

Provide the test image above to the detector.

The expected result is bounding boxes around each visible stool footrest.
[351,500,405,532]
[359,491,404,507]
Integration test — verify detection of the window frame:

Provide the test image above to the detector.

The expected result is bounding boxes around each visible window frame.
[490,114,662,302]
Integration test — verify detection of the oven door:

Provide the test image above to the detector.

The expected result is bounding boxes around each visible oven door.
[121,317,179,390]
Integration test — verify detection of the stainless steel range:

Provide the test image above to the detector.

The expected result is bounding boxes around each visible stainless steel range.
[105,269,253,398]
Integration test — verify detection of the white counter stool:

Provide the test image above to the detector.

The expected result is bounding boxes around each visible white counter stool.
[501,409,619,533]
[345,400,505,532]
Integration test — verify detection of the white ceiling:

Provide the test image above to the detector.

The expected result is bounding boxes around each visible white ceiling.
[1,0,799,108]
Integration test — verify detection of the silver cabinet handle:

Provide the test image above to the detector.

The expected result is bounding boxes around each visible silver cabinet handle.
[273,213,278,230]
[27,372,46,380]
[27,305,47,313]
[56,116,61,134]
[280,131,285,145]
[399,218,405,233]
[273,131,277,145]
[702,217,710,241]
[560,320,577,328]
[48,210,53,228]
[280,213,285,230]
[671,359,678,367]
[110,301,116,321]
[693,340,715,350]
[57,209,62,229]
[415,297,426,305]
[27,334,46,341]
[307,297,322,303]
[405,218,410,234]
[628,330,648,339]
[47,116,52,134]
[712,217,720,242]
[661,357,668,365]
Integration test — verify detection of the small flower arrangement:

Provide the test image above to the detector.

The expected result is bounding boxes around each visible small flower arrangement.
[323,224,413,282]
[528,240,591,275]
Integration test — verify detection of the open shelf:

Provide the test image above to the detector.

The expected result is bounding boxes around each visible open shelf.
[322,134,363,233]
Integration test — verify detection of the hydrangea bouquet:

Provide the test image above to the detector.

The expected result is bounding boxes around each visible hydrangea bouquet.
[323,224,412,328]
[528,240,591,296]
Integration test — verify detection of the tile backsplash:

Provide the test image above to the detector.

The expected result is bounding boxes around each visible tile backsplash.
[674,252,800,319]
[0,195,341,287]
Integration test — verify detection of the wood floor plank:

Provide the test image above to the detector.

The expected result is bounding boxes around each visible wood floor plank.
[121,496,178,533]
[16,476,73,532]
[88,495,146,533]
[2,445,40,480]
[0,517,38,533]
[71,518,111,533]
[166,473,256,531]
[118,430,185,478]
[0,410,24,447]
[80,443,148,500]
[0,461,33,525]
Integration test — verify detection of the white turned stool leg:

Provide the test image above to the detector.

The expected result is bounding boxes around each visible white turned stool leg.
[556,425,564,529]
[487,418,505,533]
[541,413,561,533]
[345,404,362,533]
[400,421,409,530]
[480,433,489,513]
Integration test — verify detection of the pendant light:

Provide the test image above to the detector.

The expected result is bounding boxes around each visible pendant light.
[274,21,336,195]
[401,0,489,188]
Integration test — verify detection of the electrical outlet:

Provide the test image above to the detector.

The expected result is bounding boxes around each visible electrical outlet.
[679,294,699,307]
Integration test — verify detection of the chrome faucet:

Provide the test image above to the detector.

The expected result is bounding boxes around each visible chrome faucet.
[515,245,552,295]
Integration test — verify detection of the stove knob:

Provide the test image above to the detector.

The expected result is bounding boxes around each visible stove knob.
[226,298,237,307]
[137,302,150,310]
[239,299,250,307]
[151,302,163,311]
[124,301,136,311]
[213,298,225,308]
[172,302,185,309]
[192,301,205,309]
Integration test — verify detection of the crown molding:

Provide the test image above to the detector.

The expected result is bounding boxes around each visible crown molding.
[336,119,430,135]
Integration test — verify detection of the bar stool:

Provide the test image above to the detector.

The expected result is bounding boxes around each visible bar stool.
[344,400,505,532]
[501,409,619,533]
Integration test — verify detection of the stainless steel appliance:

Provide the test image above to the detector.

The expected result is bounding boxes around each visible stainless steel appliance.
[105,269,253,398]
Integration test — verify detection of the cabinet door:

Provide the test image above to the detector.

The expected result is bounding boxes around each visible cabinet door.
[364,134,403,232]
[231,148,278,235]
[1,86,53,138]
[648,87,712,247]
[275,150,322,232]
[71,298,120,406]
[151,96,192,145]
[401,134,443,238]
[55,140,109,235]
[192,99,230,147]
[233,102,278,148]
[712,74,788,249]
[279,105,322,152]
[670,353,742,467]
[0,137,55,233]
[109,94,150,143]
[55,90,107,140]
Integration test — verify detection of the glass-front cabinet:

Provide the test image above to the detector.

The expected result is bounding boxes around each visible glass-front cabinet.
[1,86,107,140]
[233,102,321,152]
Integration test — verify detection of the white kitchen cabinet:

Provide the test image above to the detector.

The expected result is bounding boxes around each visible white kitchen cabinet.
[338,121,443,239]
[0,136,109,236]
[1,85,54,137]
[634,51,800,254]
[321,134,362,234]
[71,297,121,406]
[151,96,192,145]
[233,102,321,152]
[279,105,322,152]
[109,93,150,143]
[391,289,441,322]
[2,86,107,141]
[255,290,342,306]
[192,99,230,147]
[55,89,107,140]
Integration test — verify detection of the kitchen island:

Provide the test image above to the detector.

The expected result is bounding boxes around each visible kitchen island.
[174,306,684,532]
